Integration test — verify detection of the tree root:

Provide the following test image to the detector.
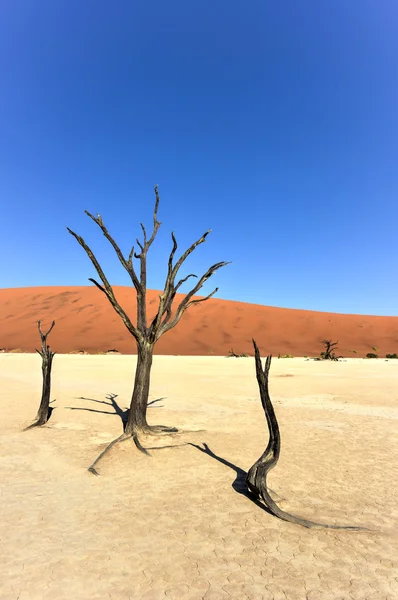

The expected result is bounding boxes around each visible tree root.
[87,425,183,475]
[132,432,151,456]
[140,424,179,435]
[23,403,55,431]
[87,422,201,475]
[87,431,150,476]
[23,419,47,431]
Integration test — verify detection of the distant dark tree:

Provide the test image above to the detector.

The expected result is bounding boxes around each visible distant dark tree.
[67,186,229,471]
[320,339,340,361]
[226,349,248,358]
[25,320,56,429]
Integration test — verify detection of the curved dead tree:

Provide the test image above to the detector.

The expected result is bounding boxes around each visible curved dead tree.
[25,320,56,429]
[67,185,229,473]
[247,339,364,530]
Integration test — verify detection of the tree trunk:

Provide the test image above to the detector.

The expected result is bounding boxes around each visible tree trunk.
[125,342,154,434]
[35,353,54,425]
[87,338,179,473]
[25,320,56,430]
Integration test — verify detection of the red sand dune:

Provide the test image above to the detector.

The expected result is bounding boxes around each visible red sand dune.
[0,286,397,357]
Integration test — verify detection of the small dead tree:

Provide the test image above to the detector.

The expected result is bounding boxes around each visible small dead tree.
[25,320,56,429]
[320,339,339,361]
[67,186,229,467]
[246,339,364,529]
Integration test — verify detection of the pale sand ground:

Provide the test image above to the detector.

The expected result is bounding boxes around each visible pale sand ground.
[0,354,397,600]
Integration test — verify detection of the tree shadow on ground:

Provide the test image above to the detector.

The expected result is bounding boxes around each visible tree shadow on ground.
[189,442,275,517]
[65,394,166,431]
[47,405,56,420]
[190,442,368,531]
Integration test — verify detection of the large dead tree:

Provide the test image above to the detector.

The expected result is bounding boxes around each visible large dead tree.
[67,186,229,462]
[25,320,56,429]
[247,339,364,529]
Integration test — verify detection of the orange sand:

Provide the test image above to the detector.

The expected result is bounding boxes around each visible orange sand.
[1,286,398,356]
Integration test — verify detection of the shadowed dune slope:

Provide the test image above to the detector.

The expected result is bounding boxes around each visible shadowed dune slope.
[0,286,397,356]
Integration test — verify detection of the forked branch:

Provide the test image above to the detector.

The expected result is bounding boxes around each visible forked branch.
[67,185,165,335]
[156,261,229,339]
[147,225,230,340]
[246,339,365,530]
[37,320,56,354]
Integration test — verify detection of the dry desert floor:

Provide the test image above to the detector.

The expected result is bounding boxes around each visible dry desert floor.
[1,354,397,600]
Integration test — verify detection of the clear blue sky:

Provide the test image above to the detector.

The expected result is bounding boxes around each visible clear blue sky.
[0,0,397,315]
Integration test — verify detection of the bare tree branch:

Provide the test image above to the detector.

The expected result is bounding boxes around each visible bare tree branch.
[127,244,137,271]
[134,186,162,258]
[155,261,230,339]
[83,211,142,292]
[37,319,56,346]
[183,286,219,308]
[175,273,197,291]
[146,185,161,248]
[147,224,229,341]
[168,232,178,273]
[139,223,147,245]
[146,231,180,336]
[88,278,106,293]
[171,230,212,280]
[129,185,163,329]
[67,227,142,342]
